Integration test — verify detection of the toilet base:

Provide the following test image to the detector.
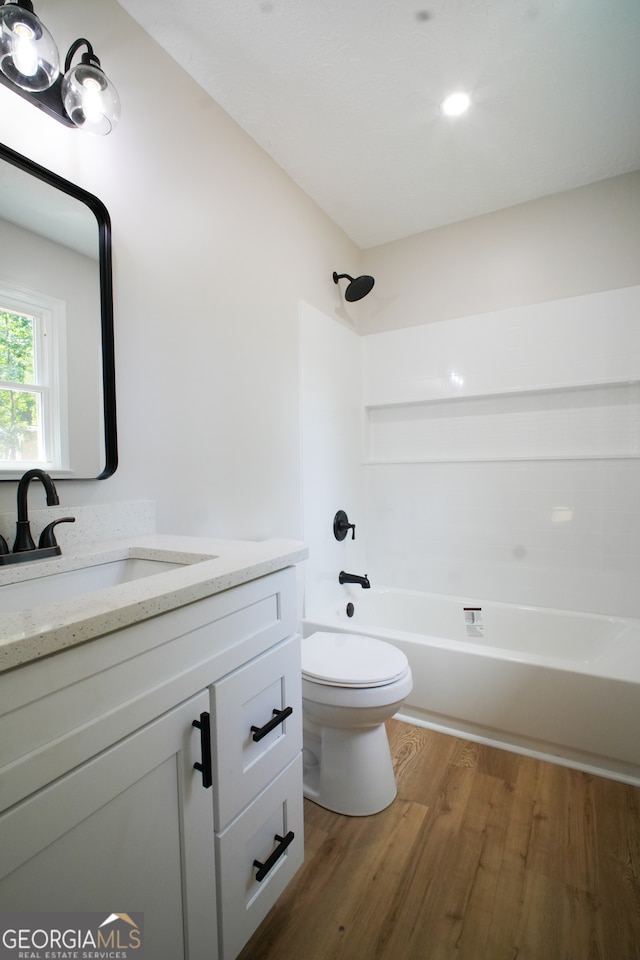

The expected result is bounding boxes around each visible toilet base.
[302,721,397,816]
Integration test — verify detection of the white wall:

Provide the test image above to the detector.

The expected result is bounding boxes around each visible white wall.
[361,172,640,334]
[0,0,362,544]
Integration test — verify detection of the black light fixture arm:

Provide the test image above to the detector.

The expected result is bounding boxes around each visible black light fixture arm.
[3,0,35,13]
[64,38,99,72]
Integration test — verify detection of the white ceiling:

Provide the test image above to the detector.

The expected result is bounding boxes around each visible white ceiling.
[118,0,640,249]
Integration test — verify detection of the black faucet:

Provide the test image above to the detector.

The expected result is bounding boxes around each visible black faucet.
[339,571,371,589]
[0,470,75,566]
[14,469,60,552]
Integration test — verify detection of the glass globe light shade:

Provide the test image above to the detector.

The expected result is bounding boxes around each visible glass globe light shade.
[0,1,59,91]
[62,60,120,135]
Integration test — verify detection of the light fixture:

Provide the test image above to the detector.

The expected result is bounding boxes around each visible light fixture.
[0,0,57,90]
[61,39,120,135]
[440,91,471,117]
[0,0,120,134]
[333,271,375,302]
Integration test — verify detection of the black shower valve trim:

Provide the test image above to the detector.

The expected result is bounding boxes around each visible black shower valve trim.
[333,510,356,541]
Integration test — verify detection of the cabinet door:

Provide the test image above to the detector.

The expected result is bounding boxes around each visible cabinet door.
[212,635,302,828]
[0,691,217,960]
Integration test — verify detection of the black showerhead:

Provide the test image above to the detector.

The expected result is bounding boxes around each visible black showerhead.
[333,271,375,302]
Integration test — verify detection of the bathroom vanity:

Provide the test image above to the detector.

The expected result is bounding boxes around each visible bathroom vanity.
[0,535,308,960]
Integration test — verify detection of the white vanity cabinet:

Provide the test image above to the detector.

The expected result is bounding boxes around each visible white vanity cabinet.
[0,565,304,960]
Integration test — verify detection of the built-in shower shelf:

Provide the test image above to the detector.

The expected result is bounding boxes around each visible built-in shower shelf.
[364,380,640,464]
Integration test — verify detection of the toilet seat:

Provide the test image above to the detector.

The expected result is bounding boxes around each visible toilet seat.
[302,632,409,688]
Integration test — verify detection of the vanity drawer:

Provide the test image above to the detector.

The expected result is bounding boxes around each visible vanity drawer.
[211,634,302,828]
[215,754,304,960]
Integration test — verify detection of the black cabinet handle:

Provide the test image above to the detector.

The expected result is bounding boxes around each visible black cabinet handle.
[192,712,212,788]
[251,706,293,742]
[253,831,295,882]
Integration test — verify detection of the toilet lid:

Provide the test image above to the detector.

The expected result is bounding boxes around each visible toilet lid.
[302,632,409,687]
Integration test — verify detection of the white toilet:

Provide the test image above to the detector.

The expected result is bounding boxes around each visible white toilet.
[301,631,413,816]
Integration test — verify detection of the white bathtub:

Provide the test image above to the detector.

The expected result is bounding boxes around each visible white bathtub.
[304,588,640,785]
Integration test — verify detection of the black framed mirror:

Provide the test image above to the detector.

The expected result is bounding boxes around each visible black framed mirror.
[0,143,117,480]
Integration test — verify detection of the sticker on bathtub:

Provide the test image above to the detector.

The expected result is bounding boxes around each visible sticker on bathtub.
[464,607,483,638]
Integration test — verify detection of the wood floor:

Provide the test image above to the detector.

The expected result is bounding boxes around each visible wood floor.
[238,720,640,960]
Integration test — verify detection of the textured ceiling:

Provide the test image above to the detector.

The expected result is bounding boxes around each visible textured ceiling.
[117,0,640,249]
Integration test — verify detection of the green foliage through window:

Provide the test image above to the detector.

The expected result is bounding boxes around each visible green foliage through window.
[0,309,39,461]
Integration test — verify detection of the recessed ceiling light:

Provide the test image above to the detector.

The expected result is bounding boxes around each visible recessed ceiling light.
[440,91,471,117]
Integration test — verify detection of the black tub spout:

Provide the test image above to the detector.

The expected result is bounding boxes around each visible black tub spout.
[339,571,371,589]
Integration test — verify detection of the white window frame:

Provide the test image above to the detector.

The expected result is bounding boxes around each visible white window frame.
[0,280,68,474]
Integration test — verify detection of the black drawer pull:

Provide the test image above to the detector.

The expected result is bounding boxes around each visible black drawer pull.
[253,831,295,882]
[192,712,212,788]
[251,706,293,742]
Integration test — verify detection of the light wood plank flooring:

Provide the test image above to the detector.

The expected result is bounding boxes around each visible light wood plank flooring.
[238,720,640,960]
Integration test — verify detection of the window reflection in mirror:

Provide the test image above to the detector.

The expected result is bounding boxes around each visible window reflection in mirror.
[0,290,66,467]
[0,143,117,480]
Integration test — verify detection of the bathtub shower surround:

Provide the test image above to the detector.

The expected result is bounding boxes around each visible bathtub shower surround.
[305,588,640,785]
[362,285,640,619]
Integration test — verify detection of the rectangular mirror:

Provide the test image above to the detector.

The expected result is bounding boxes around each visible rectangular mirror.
[0,143,117,480]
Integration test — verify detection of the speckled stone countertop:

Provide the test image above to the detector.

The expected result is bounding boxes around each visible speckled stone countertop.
[0,534,307,672]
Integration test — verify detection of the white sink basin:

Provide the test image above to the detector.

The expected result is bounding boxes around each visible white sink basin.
[0,550,216,615]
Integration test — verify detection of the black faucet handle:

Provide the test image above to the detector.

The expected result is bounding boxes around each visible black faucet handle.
[334,510,356,541]
[38,517,76,549]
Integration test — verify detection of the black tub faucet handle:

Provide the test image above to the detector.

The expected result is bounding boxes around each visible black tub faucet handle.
[334,510,356,541]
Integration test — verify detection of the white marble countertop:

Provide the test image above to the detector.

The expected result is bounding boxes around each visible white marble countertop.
[0,534,307,672]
